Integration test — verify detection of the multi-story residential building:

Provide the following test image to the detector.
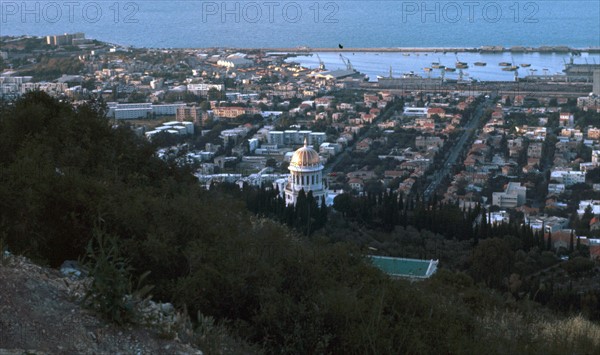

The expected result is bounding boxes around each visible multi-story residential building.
[187,83,224,96]
[177,106,202,123]
[525,215,569,233]
[268,131,285,146]
[152,103,186,116]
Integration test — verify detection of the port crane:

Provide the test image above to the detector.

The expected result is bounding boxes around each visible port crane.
[339,54,354,71]
[316,53,325,71]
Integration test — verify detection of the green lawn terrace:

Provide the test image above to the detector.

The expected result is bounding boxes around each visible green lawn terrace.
[369,255,439,280]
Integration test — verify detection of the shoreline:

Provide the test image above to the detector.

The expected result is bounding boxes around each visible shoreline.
[2,36,599,53]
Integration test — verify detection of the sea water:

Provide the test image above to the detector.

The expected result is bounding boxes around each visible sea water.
[1,0,599,49]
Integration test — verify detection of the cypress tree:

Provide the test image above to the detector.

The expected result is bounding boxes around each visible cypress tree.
[295,189,308,231]
[398,192,404,211]
[569,229,575,253]
[319,195,328,227]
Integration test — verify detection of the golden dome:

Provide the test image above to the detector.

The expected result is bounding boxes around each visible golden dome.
[290,139,321,168]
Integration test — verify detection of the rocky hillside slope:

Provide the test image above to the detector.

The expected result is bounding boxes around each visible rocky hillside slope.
[0,253,203,354]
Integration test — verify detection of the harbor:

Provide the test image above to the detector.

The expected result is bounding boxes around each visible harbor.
[269,46,600,54]
[286,51,600,82]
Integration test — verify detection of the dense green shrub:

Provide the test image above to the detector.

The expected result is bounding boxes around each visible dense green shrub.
[82,228,153,324]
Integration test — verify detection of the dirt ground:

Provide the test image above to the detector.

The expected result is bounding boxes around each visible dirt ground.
[0,255,203,354]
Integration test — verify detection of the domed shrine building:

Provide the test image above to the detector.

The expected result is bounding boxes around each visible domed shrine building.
[285,139,326,206]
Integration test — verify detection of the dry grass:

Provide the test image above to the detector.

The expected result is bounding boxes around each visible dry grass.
[540,315,600,353]
[475,310,600,354]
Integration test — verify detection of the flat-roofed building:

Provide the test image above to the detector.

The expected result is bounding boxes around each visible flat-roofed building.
[550,169,586,186]
[492,182,527,208]
[152,103,186,116]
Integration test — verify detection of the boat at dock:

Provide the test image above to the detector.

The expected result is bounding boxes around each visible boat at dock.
[499,62,511,66]
[455,55,468,69]
[445,67,456,72]
[521,63,531,67]
[474,62,487,66]
[431,58,445,69]
[502,65,519,71]
[403,71,419,77]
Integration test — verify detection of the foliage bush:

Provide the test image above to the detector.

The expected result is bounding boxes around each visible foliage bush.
[560,256,595,276]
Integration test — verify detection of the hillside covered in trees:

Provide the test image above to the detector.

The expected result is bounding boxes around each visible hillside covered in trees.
[1,93,599,354]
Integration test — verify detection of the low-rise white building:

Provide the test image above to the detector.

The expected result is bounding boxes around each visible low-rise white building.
[402,107,428,117]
